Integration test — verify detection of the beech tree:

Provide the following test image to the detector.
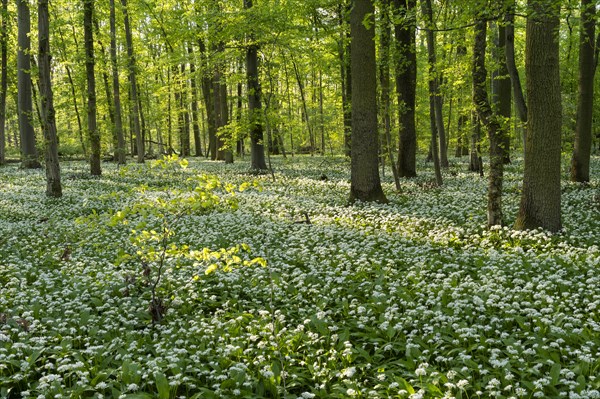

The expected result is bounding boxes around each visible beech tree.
[38,0,61,197]
[84,0,101,176]
[515,0,562,232]
[109,0,126,164]
[245,0,267,172]
[349,0,386,203]
[17,0,41,169]
[570,0,596,183]
[0,0,7,166]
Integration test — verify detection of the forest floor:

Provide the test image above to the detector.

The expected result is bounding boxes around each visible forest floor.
[1,154,600,399]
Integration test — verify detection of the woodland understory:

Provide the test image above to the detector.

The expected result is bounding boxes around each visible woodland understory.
[1,155,600,398]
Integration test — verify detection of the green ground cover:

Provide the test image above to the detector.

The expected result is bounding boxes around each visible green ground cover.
[1,155,599,398]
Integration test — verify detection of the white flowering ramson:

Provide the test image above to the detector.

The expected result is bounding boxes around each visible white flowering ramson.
[1,157,600,397]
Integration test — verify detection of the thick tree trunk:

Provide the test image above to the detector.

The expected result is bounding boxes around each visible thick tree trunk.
[571,0,596,182]
[17,0,40,169]
[394,0,417,178]
[0,0,7,165]
[473,18,504,227]
[109,0,126,164]
[349,0,387,203]
[515,0,562,232]
[38,0,61,196]
[84,0,101,175]
[245,0,267,170]
[121,0,143,162]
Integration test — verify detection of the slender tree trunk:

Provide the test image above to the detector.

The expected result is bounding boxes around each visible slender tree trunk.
[17,0,40,168]
[291,55,315,155]
[245,0,267,170]
[473,18,504,227]
[492,22,512,164]
[421,0,442,184]
[571,0,596,182]
[469,111,483,173]
[515,0,562,232]
[0,0,7,165]
[199,39,217,160]
[38,0,61,196]
[380,0,400,191]
[349,0,387,203]
[84,0,101,175]
[393,0,417,178]
[505,1,527,124]
[121,0,143,162]
[109,0,125,163]
[188,45,203,157]
[338,2,351,157]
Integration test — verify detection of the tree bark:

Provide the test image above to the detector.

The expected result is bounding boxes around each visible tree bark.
[17,0,40,168]
[393,0,417,178]
[121,0,143,162]
[492,22,512,164]
[349,0,387,203]
[570,0,596,182]
[338,1,351,157]
[245,0,267,171]
[515,0,562,232]
[473,18,504,227]
[84,0,101,175]
[504,2,527,123]
[0,0,7,165]
[109,0,126,164]
[199,39,217,160]
[380,0,400,191]
[38,0,61,196]
[188,45,203,157]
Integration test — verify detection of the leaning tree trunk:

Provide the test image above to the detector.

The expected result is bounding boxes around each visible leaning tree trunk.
[515,0,562,232]
[394,0,417,177]
[571,0,596,183]
[121,0,143,163]
[38,0,61,197]
[473,18,505,227]
[0,0,7,165]
[349,0,387,203]
[84,0,100,176]
[17,0,40,169]
[109,0,126,164]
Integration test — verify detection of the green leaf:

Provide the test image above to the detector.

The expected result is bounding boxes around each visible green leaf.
[549,363,561,385]
[155,372,170,399]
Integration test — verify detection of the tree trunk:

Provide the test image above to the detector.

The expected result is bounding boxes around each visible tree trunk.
[188,45,203,157]
[473,18,504,227]
[0,0,7,165]
[421,0,447,172]
[199,39,217,160]
[421,0,442,185]
[109,0,126,164]
[245,0,267,170]
[121,0,143,162]
[17,0,40,168]
[515,0,562,232]
[380,0,400,191]
[349,0,387,203]
[338,1,352,157]
[84,0,101,175]
[570,0,595,182]
[504,1,527,123]
[492,22,512,164]
[38,0,61,196]
[393,0,417,178]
